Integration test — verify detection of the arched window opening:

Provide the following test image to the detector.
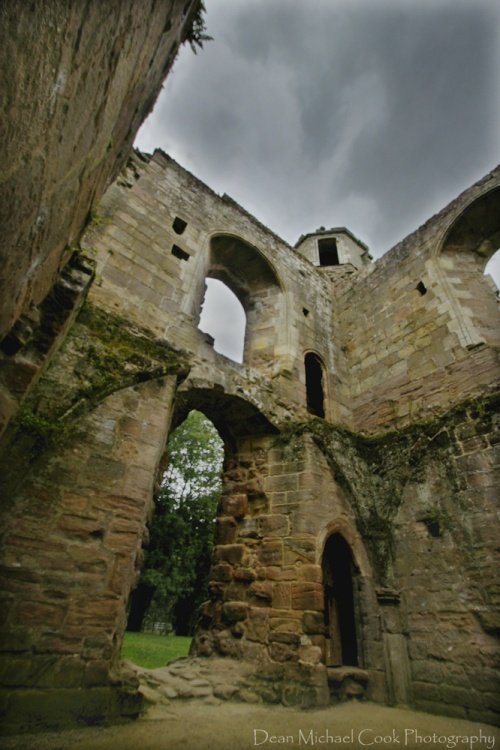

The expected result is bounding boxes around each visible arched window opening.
[305,352,325,418]
[207,234,284,371]
[125,410,224,647]
[198,278,246,363]
[322,533,360,667]
[439,188,500,347]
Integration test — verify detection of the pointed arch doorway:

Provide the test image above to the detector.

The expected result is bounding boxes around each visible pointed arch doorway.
[322,533,360,667]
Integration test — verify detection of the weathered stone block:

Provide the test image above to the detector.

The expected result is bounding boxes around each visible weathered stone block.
[233,566,257,583]
[215,517,237,545]
[298,645,322,664]
[270,641,299,663]
[296,564,322,583]
[219,494,248,519]
[214,544,244,565]
[257,540,283,566]
[257,514,289,537]
[249,581,273,605]
[221,602,248,625]
[212,564,233,583]
[302,610,325,635]
[284,537,316,565]
[291,583,324,611]
[272,582,291,610]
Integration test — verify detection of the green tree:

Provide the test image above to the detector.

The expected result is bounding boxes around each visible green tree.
[127,410,223,635]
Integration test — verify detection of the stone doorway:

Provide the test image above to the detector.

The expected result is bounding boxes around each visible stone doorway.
[322,533,360,668]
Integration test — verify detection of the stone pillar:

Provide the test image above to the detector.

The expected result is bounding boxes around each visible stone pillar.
[192,434,330,707]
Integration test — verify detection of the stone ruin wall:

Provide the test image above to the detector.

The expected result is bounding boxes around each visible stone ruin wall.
[0,149,498,730]
[0,0,199,438]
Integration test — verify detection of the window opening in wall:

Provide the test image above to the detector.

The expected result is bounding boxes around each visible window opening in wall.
[484,248,500,291]
[318,238,339,266]
[322,533,359,667]
[416,281,427,295]
[125,410,223,650]
[172,244,190,261]
[303,307,310,317]
[198,278,246,362]
[421,517,441,538]
[305,352,325,417]
[172,217,187,235]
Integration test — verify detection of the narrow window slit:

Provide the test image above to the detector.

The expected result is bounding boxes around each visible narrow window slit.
[305,352,325,418]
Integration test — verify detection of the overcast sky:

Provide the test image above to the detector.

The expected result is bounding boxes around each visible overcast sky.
[135,0,500,358]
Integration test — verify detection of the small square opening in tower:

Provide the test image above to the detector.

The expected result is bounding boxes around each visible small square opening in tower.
[318,238,339,266]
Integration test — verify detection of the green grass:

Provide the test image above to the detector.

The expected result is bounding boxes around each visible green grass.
[122,632,192,669]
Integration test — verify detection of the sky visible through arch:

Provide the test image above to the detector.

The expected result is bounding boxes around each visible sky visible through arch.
[135,0,500,359]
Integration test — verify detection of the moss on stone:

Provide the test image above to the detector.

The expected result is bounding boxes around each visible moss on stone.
[4,302,190,464]
[276,389,500,581]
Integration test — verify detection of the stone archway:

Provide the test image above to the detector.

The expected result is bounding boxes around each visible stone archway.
[202,234,285,372]
[433,186,500,348]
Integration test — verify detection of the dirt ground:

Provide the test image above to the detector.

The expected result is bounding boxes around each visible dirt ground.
[2,700,499,750]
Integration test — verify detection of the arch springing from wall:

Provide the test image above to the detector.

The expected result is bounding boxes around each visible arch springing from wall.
[198,278,246,362]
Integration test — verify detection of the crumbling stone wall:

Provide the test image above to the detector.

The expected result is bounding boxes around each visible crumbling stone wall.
[0,0,201,440]
[0,0,198,339]
[0,149,498,730]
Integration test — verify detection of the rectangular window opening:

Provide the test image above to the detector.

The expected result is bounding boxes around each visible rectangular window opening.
[318,238,339,267]
[172,244,190,261]
[416,281,427,295]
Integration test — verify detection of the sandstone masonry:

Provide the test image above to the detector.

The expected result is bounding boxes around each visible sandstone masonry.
[0,148,498,731]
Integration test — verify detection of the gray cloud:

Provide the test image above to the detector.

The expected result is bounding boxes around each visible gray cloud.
[137,0,500,269]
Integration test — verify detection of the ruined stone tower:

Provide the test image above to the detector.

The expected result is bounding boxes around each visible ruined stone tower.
[0,0,499,735]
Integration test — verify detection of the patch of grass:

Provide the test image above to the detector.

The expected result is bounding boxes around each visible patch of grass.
[122,632,192,669]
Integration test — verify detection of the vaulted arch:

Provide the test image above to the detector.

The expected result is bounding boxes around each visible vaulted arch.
[435,187,500,348]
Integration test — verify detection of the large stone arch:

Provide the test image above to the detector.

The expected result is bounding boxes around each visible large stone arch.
[197,233,287,372]
[431,186,500,348]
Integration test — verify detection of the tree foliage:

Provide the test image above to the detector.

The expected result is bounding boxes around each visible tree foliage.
[186,1,213,54]
[129,410,223,635]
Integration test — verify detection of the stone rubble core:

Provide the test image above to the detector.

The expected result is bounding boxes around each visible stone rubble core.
[0,148,499,734]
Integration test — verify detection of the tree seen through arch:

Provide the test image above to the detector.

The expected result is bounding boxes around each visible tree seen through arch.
[127,410,224,636]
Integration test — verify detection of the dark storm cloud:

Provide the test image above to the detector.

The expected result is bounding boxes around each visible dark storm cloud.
[136,0,499,260]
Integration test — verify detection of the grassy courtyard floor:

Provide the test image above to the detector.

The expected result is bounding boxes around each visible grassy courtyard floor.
[121,632,192,669]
